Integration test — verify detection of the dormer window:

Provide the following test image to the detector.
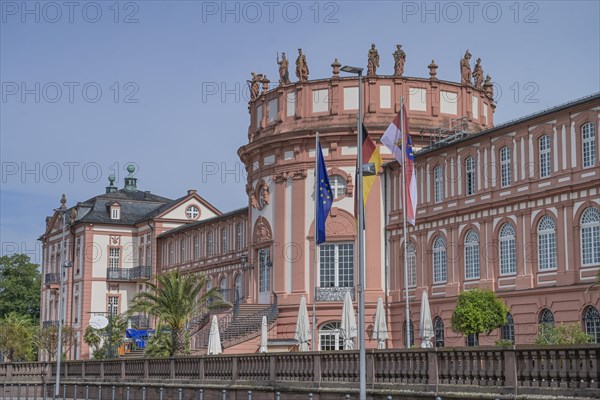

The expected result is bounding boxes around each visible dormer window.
[109,202,121,220]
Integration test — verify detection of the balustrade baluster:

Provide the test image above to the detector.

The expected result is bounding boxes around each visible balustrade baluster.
[85,385,89,400]
[247,390,252,400]
[74,384,78,400]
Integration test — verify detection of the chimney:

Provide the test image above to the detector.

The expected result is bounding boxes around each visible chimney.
[187,189,197,195]
[124,165,138,192]
[106,174,118,193]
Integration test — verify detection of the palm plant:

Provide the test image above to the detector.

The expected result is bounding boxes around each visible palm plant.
[128,271,229,357]
[0,312,35,361]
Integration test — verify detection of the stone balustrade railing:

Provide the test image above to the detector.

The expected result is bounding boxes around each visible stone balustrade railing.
[1,346,598,398]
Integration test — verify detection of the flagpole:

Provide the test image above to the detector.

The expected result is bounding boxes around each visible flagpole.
[400,97,411,348]
[312,132,319,351]
[357,71,367,400]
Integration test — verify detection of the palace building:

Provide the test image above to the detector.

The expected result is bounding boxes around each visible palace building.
[39,48,600,359]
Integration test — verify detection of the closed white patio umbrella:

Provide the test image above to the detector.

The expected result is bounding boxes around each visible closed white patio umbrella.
[340,291,357,350]
[207,315,222,355]
[420,291,434,348]
[259,315,268,353]
[373,297,389,349]
[295,296,311,351]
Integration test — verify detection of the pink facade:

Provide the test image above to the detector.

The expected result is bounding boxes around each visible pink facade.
[40,65,600,359]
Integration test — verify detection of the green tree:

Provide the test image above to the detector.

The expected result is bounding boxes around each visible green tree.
[451,289,509,344]
[0,254,41,322]
[144,326,173,358]
[0,312,36,361]
[128,271,228,357]
[535,322,594,345]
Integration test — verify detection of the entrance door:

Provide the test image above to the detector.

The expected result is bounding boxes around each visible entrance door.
[257,248,271,304]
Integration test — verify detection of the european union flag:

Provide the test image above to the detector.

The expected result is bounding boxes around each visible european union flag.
[316,141,333,245]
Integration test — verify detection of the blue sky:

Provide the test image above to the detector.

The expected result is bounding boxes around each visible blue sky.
[1,0,599,263]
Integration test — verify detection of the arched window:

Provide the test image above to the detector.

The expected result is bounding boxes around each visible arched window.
[434,166,443,203]
[403,319,415,347]
[581,207,600,266]
[433,316,445,348]
[168,242,175,266]
[465,156,476,195]
[207,231,214,257]
[433,236,447,284]
[583,306,600,344]
[319,321,343,351]
[501,313,515,344]
[500,146,511,187]
[219,276,228,302]
[329,175,347,199]
[406,242,417,287]
[539,308,554,337]
[582,122,596,168]
[538,216,557,270]
[464,230,480,279]
[499,223,516,275]
[539,135,551,178]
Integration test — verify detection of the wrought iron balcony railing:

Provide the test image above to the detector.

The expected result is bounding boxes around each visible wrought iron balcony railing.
[44,272,61,286]
[316,286,355,302]
[106,266,152,281]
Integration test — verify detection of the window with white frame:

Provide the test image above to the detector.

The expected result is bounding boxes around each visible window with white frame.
[464,230,480,279]
[500,146,511,187]
[434,166,443,203]
[465,156,475,195]
[433,236,447,283]
[539,135,551,178]
[319,321,344,351]
[138,237,144,266]
[207,231,214,257]
[180,239,186,263]
[168,243,175,265]
[186,205,199,220]
[222,228,228,254]
[258,248,271,294]
[319,243,354,288]
[193,235,200,260]
[107,296,119,317]
[329,175,347,199]
[499,223,517,275]
[583,306,600,344]
[582,122,596,168]
[236,223,243,250]
[581,207,600,266]
[111,207,120,220]
[108,248,120,270]
[406,242,417,287]
[538,216,557,270]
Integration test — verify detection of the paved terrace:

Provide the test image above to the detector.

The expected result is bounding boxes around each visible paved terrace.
[1,346,599,399]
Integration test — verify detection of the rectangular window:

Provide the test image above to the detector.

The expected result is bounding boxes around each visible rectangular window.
[194,235,200,260]
[407,248,416,287]
[222,228,228,254]
[582,123,596,168]
[539,136,551,178]
[236,224,243,250]
[107,296,119,317]
[111,208,120,219]
[145,244,151,266]
[319,243,354,288]
[466,157,476,196]
[258,248,271,293]
[207,232,214,257]
[500,147,512,187]
[434,166,443,203]
[108,248,120,270]
[268,98,278,122]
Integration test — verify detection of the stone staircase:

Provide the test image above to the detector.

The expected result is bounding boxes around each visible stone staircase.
[121,348,144,359]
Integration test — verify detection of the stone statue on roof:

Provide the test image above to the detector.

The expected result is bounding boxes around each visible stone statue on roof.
[461,50,472,85]
[472,57,484,88]
[393,44,406,76]
[367,43,380,76]
[277,52,291,85]
[295,48,309,82]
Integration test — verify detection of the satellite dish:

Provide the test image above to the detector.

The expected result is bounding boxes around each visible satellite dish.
[89,315,109,329]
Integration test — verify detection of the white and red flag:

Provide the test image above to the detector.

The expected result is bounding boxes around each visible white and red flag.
[381,104,418,225]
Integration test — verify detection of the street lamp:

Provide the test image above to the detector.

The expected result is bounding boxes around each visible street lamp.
[54,195,72,400]
[340,65,367,400]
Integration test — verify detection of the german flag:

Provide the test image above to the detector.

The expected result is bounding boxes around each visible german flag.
[355,123,382,224]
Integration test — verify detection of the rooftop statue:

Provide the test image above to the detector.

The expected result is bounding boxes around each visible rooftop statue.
[295,48,309,82]
[367,43,380,76]
[393,44,406,76]
[472,57,484,88]
[277,52,291,85]
[249,72,263,100]
[461,50,472,86]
